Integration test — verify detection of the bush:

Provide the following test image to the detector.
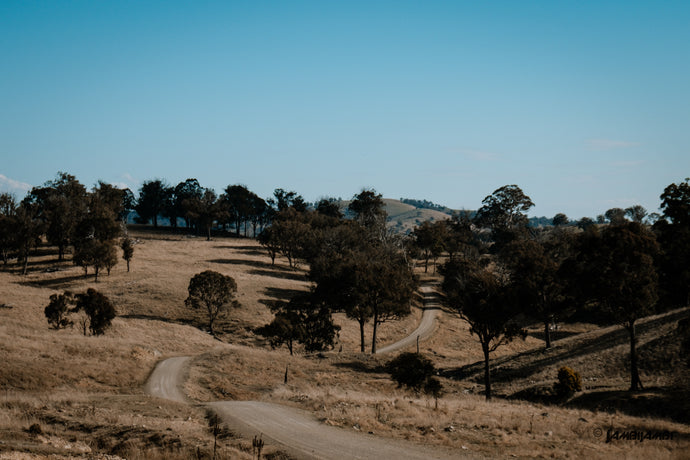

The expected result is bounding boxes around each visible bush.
[387,352,435,391]
[554,366,582,398]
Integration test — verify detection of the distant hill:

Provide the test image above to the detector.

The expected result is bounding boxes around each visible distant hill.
[337,198,460,234]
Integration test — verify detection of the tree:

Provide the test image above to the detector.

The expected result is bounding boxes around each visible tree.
[185,270,239,335]
[257,226,280,265]
[27,172,87,260]
[568,222,659,391]
[552,213,569,227]
[659,178,690,226]
[577,217,595,230]
[604,207,627,225]
[474,185,534,250]
[268,188,306,213]
[135,180,168,227]
[221,184,254,237]
[310,225,417,353]
[315,198,343,219]
[441,257,525,400]
[413,220,447,273]
[387,352,436,391]
[14,201,44,275]
[501,233,571,349]
[625,205,647,224]
[175,178,204,229]
[72,190,121,281]
[348,189,387,241]
[655,179,690,307]
[73,288,116,335]
[121,237,134,272]
[257,293,340,354]
[0,193,17,265]
[185,189,219,240]
[475,184,534,230]
[45,292,74,330]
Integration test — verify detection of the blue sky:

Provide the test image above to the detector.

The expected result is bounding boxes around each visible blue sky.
[1,1,688,218]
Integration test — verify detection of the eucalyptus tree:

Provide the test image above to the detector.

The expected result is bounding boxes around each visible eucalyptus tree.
[440,256,525,400]
[135,179,168,228]
[567,222,659,391]
[474,184,534,251]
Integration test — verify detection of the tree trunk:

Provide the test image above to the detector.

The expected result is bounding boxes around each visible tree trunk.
[94,266,99,283]
[206,225,211,241]
[627,321,644,391]
[482,341,492,401]
[22,254,28,275]
[544,319,552,349]
[126,259,130,272]
[371,311,379,354]
[359,319,366,353]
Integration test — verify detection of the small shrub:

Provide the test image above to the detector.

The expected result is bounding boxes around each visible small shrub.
[28,423,42,435]
[554,366,582,398]
[387,352,435,391]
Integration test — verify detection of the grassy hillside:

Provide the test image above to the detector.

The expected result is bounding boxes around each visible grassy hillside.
[1,229,689,459]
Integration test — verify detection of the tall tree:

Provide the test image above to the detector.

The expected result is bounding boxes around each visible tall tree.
[0,193,17,265]
[474,185,534,251]
[72,187,122,281]
[625,205,647,223]
[175,178,204,229]
[315,198,343,219]
[501,230,572,349]
[413,220,448,273]
[185,270,239,335]
[348,189,387,241]
[655,178,690,307]
[552,213,569,227]
[185,189,219,240]
[135,179,168,228]
[310,223,416,353]
[221,184,254,237]
[14,200,44,275]
[27,172,87,260]
[568,222,659,391]
[121,237,134,272]
[441,257,525,400]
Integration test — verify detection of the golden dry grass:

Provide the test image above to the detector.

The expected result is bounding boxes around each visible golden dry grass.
[1,227,689,459]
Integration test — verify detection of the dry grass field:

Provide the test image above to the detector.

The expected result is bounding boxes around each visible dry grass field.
[1,227,689,459]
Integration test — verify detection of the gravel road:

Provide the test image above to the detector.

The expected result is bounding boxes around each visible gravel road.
[144,283,468,459]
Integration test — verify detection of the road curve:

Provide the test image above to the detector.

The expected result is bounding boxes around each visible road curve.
[376,282,441,354]
[144,356,190,403]
[144,284,465,459]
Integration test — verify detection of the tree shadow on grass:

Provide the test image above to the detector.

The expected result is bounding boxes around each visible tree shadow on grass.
[567,387,690,425]
[208,258,293,272]
[441,309,690,385]
[527,329,582,342]
[334,359,388,375]
[248,269,307,282]
[20,274,93,289]
[213,245,265,257]
[262,287,305,302]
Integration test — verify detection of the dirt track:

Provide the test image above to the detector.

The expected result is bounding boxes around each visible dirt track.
[376,282,441,354]
[144,283,467,459]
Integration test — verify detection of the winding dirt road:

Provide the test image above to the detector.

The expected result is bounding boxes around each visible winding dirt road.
[145,283,466,459]
[376,282,441,354]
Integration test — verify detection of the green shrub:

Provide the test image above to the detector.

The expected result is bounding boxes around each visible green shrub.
[554,366,582,397]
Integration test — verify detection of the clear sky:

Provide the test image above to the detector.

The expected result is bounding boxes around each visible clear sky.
[1,1,688,219]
